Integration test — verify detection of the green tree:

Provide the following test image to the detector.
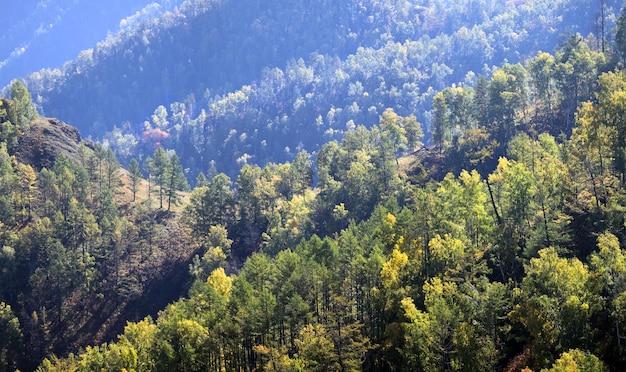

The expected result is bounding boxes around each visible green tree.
[13,163,36,223]
[144,155,155,208]
[616,5,626,62]
[169,319,211,371]
[165,153,188,211]
[427,234,466,280]
[50,155,87,219]
[150,147,171,209]
[63,198,100,269]
[589,232,626,350]
[0,99,18,150]
[0,243,17,304]
[507,133,570,255]
[0,302,23,371]
[10,80,37,131]
[402,278,497,372]
[488,157,536,280]
[473,75,490,126]
[289,150,314,197]
[510,248,599,368]
[380,108,409,157]
[128,158,142,202]
[262,189,315,256]
[432,91,450,151]
[555,35,605,131]
[527,51,557,127]
[118,317,159,372]
[593,71,626,185]
[75,342,139,372]
[570,99,612,210]
[184,173,235,239]
[194,171,209,188]
[542,349,604,372]
[0,144,15,225]
[29,238,73,322]
[37,168,58,219]
[231,253,278,367]
[236,164,280,251]
[101,147,121,192]
[294,324,340,371]
[189,224,232,280]
[487,64,528,147]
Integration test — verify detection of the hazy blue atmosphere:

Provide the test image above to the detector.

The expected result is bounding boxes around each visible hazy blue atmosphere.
[8,0,616,182]
[0,0,183,87]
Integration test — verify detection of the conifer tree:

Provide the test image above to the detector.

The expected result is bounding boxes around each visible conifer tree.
[616,5,626,62]
[0,144,15,224]
[9,80,37,132]
[150,147,170,209]
[166,153,188,211]
[128,158,142,202]
[0,302,23,371]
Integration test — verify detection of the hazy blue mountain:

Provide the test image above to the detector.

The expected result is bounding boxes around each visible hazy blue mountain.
[0,0,184,87]
[9,0,623,180]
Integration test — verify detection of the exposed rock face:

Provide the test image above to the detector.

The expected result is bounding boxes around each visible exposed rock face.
[14,117,94,170]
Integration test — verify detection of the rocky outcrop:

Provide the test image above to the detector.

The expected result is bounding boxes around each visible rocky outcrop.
[14,117,94,170]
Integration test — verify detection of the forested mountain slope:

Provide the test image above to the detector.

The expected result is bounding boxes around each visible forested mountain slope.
[0,83,195,371]
[0,0,183,88]
[29,32,626,368]
[4,1,626,371]
[15,0,621,180]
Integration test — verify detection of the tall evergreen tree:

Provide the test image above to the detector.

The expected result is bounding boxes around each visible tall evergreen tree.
[150,147,170,209]
[616,5,626,62]
[9,80,37,132]
[128,158,142,202]
[166,153,188,211]
[0,144,15,224]
[0,302,23,371]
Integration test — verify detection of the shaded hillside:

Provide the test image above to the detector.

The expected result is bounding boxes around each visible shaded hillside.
[12,118,196,357]
[0,98,197,370]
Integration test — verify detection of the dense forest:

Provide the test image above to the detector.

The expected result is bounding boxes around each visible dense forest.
[4,0,626,371]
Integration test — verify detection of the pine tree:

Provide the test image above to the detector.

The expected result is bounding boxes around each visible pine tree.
[616,5,626,62]
[128,158,142,202]
[9,80,37,132]
[0,144,15,224]
[166,153,188,211]
[150,147,170,209]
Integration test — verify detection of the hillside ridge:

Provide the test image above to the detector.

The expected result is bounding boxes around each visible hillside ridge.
[14,117,94,170]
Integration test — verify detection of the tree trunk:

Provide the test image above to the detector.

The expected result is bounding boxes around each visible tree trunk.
[486,178,502,225]
[541,201,551,248]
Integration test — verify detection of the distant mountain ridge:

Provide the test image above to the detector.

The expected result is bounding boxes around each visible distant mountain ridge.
[0,0,184,88]
[20,0,613,133]
[10,0,622,181]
